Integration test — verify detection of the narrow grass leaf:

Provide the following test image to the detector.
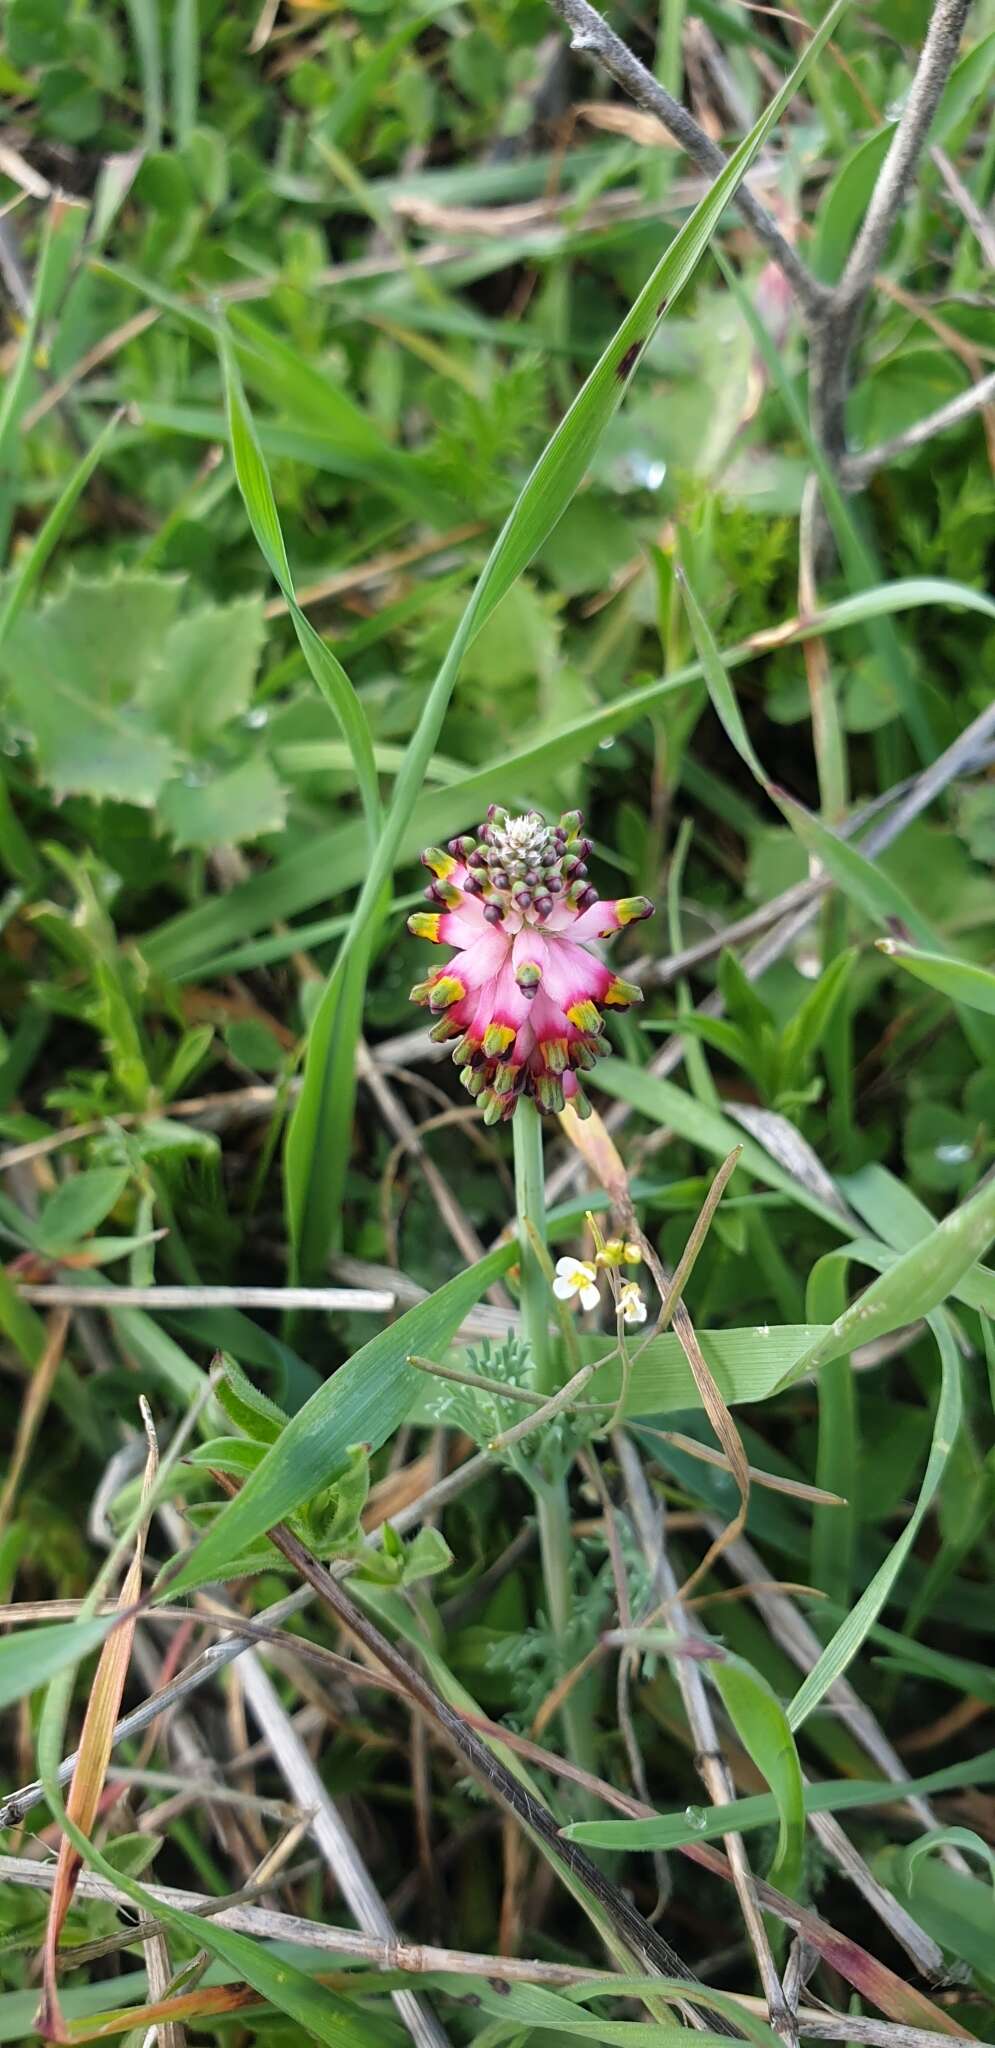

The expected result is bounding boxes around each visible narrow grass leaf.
[0,1615,115,1712]
[677,561,767,785]
[158,1243,514,1597]
[0,199,88,524]
[0,412,123,650]
[218,333,381,841]
[842,1160,995,1316]
[903,1826,995,1898]
[38,1822,394,2045]
[592,1064,847,1230]
[445,1974,767,2045]
[707,1652,805,1892]
[170,0,198,144]
[774,794,995,1067]
[780,1169,995,1378]
[787,1312,961,1730]
[410,1324,831,1425]
[564,1750,995,1850]
[774,793,935,948]
[877,940,995,1017]
[122,0,163,150]
[285,915,374,1278]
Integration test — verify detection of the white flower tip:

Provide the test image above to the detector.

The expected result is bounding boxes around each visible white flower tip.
[579,1283,601,1311]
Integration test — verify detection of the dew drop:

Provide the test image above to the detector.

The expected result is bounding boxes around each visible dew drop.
[684,1805,708,1832]
[935,1141,971,1165]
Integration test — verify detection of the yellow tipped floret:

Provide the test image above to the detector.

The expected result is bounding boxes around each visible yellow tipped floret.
[604,976,642,1007]
[421,847,457,881]
[408,911,442,942]
[616,895,653,926]
[483,1021,516,1057]
[427,974,465,1011]
[567,999,603,1034]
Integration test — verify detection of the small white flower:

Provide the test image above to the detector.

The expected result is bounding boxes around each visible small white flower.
[553,1256,601,1311]
[619,1279,648,1326]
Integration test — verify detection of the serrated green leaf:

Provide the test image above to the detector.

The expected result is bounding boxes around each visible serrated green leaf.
[140,594,266,745]
[158,754,286,849]
[0,571,182,804]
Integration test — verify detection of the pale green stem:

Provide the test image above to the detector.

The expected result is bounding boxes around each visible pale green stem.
[512,1098,597,1787]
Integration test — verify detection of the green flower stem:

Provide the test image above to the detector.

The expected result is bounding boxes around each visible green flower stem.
[512,1097,597,1789]
[513,1096,556,1396]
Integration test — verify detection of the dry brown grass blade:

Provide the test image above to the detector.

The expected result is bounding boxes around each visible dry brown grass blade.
[37,1401,159,2044]
[57,1984,258,2042]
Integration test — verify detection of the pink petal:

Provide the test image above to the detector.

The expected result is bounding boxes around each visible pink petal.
[568,898,622,941]
[541,934,612,1011]
[438,910,491,949]
[450,928,514,990]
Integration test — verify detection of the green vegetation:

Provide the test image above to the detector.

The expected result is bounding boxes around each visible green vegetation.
[0,0,994,2040]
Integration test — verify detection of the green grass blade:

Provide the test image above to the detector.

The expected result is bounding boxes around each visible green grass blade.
[781,1171,995,1380]
[774,792,994,1065]
[774,793,936,948]
[592,1064,848,1230]
[842,1161,995,1315]
[403,1324,835,1428]
[159,1242,514,1598]
[709,1651,805,1891]
[787,1312,961,1730]
[0,410,123,650]
[284,915,376,1277]
[877,940,995,1017]
[677,560,767,785]
[170,0,198,144]
[564,1750,995,1850]
[123,0,163,151]
[217,332,381,845]
[0,1615,115,1710]
[0,197,88,549]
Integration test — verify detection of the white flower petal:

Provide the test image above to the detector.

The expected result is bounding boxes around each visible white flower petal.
[579,1281,601,1311]
[552,1275,576,1300]
[554,1257,576,1278]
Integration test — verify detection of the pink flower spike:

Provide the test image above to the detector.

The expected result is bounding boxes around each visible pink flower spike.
[408,808,653,1118]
